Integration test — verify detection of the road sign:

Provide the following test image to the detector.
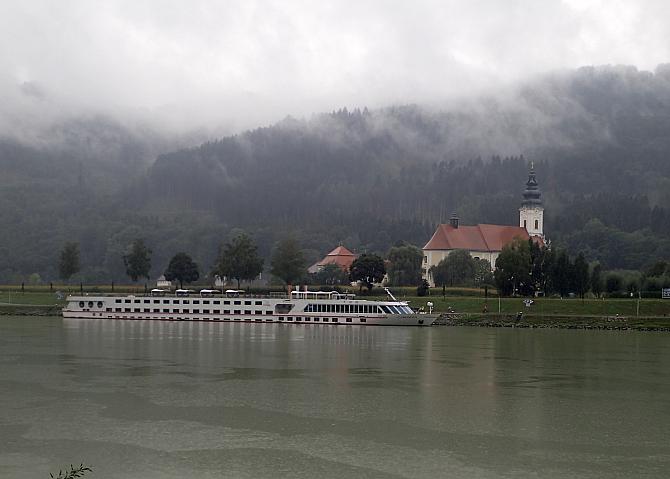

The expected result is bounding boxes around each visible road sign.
[663,288,670,299]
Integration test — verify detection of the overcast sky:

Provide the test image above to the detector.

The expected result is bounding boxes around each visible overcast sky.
[1,0,669,134]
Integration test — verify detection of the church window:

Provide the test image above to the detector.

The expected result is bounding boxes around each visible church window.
[535,219,539,229]
[524,220,527,228]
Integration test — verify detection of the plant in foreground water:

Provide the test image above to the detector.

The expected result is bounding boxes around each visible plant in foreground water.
[50,463,92,478]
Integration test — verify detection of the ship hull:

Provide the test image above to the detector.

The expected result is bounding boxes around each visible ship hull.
[62,295,437,327]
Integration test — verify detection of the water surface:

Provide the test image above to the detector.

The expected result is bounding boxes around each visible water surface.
[1,316,669,478]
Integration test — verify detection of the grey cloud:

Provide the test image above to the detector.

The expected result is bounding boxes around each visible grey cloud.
[1,0,669,139]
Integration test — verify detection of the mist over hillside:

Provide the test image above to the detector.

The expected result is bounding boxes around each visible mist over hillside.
[2,65,670,283]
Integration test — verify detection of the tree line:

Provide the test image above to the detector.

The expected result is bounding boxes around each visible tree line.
[56,232,670,297]
[492,238,670,298]
[56,233,394,291]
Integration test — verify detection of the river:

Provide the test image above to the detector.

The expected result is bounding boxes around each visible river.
[1,316,669,478]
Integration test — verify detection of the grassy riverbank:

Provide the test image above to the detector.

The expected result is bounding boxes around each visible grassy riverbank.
[367,293,670,318]
[1,287,669,323]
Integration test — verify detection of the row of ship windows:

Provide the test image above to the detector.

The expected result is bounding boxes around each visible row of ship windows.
[107,312,363,323]
[304,304,413,314]
[109,308,272,315]
[114,298,263,305]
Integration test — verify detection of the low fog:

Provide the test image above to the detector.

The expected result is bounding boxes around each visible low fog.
[2,0,670,142]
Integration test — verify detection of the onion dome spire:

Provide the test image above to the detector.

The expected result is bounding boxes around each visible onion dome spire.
[521,162,542,207]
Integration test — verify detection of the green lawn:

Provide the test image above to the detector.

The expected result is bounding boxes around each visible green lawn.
[1,286,669,318]
[367,293,670,318]
[0,290,65,306]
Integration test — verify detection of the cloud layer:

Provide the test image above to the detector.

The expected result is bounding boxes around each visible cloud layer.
[1,0,669,135]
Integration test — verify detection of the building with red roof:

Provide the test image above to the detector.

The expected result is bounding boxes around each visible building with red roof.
[423,165,545,285]
[308,245,358,274]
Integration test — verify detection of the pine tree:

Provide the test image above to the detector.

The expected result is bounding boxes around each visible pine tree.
[59,242,80,282]
[590,263,603,298]
[573,252,590,299]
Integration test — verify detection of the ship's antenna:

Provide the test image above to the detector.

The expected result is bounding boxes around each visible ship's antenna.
[384,287,398,301]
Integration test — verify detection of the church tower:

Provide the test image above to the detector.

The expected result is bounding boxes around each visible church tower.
[519,163,544,237]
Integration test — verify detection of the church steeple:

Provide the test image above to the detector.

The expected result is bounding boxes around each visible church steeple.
[521,162,543,207]
[519,162,544,237]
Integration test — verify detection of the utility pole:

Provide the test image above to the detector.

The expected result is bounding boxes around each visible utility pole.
[637,291,641,317]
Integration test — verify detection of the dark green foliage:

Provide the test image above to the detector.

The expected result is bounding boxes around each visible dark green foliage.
[417,279,430,296]
[58,243,80,281]
[123,239,152,282]
[349,254,386,292]
[495,239,532,296]
[643,275,670,292]
[551,250,573,297]
[214,233,263,289]
[270,237,306,287]
[386,244,423,286]
[310,263,349,286]
[573,253,590,299]
[50,463,92,479]
[591,263,603,297]
[164,252,199,289]
[473,258,494,286]
[645,260,669,277]
[430,260,448,297]
[441,250,476,287]
[529,239,553,294]
[605,273,623,294]
[493,240,594,297]
[626,277,640,295]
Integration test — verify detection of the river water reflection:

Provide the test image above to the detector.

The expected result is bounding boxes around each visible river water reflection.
[1,316,670,478]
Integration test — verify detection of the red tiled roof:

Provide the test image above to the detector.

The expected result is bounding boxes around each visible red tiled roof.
[423,224,530,252]
[318,255,356,269]
[325,246,355,257]
[308,245,358,273]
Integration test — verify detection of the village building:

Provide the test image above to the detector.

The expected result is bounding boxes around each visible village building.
[423,165,544,286]
[308,245,358,274]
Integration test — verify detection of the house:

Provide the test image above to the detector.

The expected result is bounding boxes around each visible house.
[156,275,172,290]
[423,165,545,285]
[308,245,358,274]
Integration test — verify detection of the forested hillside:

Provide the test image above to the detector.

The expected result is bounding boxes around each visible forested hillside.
[2,65,670,282]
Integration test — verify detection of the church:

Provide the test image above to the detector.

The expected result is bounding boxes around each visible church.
[422,165,545,286]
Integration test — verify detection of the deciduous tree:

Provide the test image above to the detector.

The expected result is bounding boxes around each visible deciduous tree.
[473,258,494,286]
[349,254,386,292]
[605,273,623,294]
[386,243,423,286]
[270,237,306,288]
[311,263,349,286]
[123,239,152,282]
[442,250,476,286]
[165,252,199,289]
[494,238,531,296]
[215,233,263,289]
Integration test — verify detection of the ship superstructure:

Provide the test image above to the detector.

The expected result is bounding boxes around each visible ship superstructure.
[62,289,437,326]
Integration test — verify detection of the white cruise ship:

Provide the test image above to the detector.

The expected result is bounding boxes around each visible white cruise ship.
[62,289,438,326]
